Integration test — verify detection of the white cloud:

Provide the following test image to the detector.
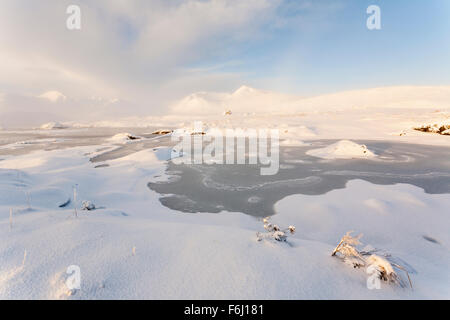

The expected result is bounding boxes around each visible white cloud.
[38,91,67,103]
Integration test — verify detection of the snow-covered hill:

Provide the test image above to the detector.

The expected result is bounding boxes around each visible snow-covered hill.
[169,85,298,115]
[168,85,450,116]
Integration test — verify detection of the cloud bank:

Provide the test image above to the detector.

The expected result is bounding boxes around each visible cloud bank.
[0,0,297,127]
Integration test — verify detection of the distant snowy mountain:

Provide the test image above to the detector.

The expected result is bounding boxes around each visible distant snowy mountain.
[2,85,449,132]
[289,86,450,111]
[169,85,450,116]
[169,85,298,115]
[40,121,68,130]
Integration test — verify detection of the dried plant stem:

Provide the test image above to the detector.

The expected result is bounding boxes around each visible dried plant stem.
[392,263,413,289]
[331,239,344,256]
[25,191,31,209]
[73,185,78,218]
[22,249,27,266]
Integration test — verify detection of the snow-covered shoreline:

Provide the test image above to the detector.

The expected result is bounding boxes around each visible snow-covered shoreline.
[3,85,449,147]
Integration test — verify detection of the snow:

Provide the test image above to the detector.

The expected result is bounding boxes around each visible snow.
[2,85,447,146]
[274,180,450,298]
[0,156,47,169]
[306,140,376,159]
[1,142,449,299]
[280,139,310,147]
[0,138,67,151]
[366,255,395,276]
[108,133,141,143]
[168,85,450,117]
[169,85,298,116]
[26,85,447,149]
[62,85,448,147]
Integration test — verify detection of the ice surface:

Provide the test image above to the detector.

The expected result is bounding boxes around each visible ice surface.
[149,140,450,216]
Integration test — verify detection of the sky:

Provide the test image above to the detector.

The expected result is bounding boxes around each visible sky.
[0,0,449,127]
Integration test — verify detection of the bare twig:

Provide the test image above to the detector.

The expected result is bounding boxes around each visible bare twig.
[22,249,27,267]
[73,185,78,218]
[392,263,413,289]
[25,191,31,209]
[331,239,344,256]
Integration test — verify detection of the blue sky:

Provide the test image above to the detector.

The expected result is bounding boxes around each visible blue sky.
[190,0,450,95]
[0,0,449,125]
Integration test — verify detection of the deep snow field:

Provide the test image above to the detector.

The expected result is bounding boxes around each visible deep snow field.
[0,128,449,299]
[1,86,450,299]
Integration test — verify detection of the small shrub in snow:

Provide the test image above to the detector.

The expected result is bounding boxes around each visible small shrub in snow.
[81,201,96,211]
[190,131,206,136]
[414,123,450,135]
[257,217,295,242]
[332,231,413,288]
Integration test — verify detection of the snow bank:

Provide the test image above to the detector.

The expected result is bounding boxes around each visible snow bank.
[108,133,141,143]
[0,139,66,151]
[306,140,375,159]
[280,139,310,147]
[0,156,47,169]
[274,179,450,298]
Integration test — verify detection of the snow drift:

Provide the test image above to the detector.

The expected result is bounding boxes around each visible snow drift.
[306,140,375,160]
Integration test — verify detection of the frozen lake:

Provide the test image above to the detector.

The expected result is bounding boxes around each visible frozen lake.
[148,140,450,217]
